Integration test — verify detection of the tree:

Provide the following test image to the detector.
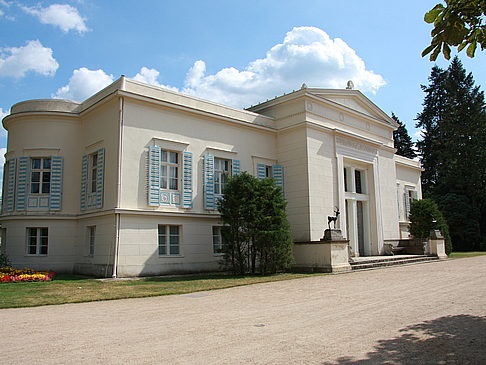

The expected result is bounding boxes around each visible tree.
[423,0,486,61]
[409,199,452,254]
[218,172,294,275]
[392,113,417,159]
[416,57,486,251]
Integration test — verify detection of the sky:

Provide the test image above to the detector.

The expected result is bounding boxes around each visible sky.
[1,0,485,172]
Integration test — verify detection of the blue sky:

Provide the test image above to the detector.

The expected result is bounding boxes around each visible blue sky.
[1,0,485,162]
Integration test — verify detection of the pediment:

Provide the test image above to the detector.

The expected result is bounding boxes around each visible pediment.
[308,89,398,127]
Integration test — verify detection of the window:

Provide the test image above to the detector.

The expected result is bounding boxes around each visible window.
[158,225,180,256]
[344,168,349,192]
[212,226,224,254]
[404,188,417,220]
[27,227,48,255]
[87,226,96,256]
[160,150,179,191]
[30,158,51,194]
[265,165,272,178]
[214,158,231,195]
[355,170,363,194]
[89,152,98,193]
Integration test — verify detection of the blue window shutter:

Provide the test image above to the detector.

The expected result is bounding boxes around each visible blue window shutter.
[272,165,284,192]
[80,154,88,210]
[16,157,28,211]
[256,163,266,180]
[95,148,105,209]
[182,151,193,208]
[148,146,161,206]
[204,155,215,210]
[50,156,63,211]
[232,159,241,175]
[6,158,16,212]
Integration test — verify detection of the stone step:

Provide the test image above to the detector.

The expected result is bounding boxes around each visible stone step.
[350,256,439,271]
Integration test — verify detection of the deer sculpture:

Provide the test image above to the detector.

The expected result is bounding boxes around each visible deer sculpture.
[327,207,340,230]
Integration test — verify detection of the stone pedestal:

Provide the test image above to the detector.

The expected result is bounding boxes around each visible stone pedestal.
[293,230,351,273]
[428,229,447,259]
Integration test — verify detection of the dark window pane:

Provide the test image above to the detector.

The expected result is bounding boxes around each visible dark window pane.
[158,225,166,235]
[42,172,51,183]
[169,226,179,235]
[42,183,50,194]
[43,158,51,169]
[344,168,348,192]
[169,245,179,255]
[31,183,40,194]
[161,150,167,162]
[158,245,166,255]
[31,159,41,169]
[40,228,48,236]
[31,172,40,182]
[39,245,48,255]
[355,170,362,194]
[28,245,37,255]
[169,152,178,164]
[92,153,98,167]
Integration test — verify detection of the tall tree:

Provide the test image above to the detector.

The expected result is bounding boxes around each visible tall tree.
[392,113,417,159]
[423,0,486,61]
[416,57,486,250]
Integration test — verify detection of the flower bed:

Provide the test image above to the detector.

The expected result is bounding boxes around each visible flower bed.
[0,267,55,282]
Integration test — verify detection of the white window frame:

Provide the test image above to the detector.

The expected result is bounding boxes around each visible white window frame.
[158,225,181,256]
[160,149,180,191]
[212,226,224,254]
[26,227,48,256]
[87,226,96,256]
[30,157,51,195]
[214,158,232,195]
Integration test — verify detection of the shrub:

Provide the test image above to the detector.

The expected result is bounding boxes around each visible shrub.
[0,251,11,268]
[409,199,452,254]
[218,172,294,275]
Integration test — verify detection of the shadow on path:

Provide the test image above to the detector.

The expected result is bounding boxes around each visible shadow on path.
[323,314,486,365]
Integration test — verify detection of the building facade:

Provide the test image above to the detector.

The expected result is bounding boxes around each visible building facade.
[0,77,422,277]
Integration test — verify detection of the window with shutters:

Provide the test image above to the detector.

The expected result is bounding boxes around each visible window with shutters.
[161,150,180,191]
[81,148,104,210]
[30,158,51,194]
[87,226,96,256]
[26,227,48,256]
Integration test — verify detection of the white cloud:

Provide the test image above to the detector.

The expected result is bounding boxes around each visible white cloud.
[132,67,178,91]
[182,26,386,108]
[0,108,9,137]
[53,67,114,101]
[0,147,5,166]
[21,3,88,33]
[0,40,59,78]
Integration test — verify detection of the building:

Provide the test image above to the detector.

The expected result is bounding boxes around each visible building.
[0,77,422,277]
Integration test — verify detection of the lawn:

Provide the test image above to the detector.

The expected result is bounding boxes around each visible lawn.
[0,272,323,309]
[448,251,486,259]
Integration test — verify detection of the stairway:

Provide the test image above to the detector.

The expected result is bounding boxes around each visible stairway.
[349,255,440,271]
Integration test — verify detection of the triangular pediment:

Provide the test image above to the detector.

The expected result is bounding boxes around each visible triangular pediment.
[307,89,398,127]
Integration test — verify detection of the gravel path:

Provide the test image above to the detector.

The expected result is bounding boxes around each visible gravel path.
[1,257,485,365]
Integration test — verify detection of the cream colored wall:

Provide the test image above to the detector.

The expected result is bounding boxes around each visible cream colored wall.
[377,150,401,241]
[4,114,82,214]
[79,98,120,211]
[73,214,116,276]
[119,98,277,212]
[116,214,222,277]
[2,219,78,273]
[305,128,336,241]
[276,127,311,241]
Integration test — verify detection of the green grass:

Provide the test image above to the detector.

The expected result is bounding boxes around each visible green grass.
[0,272,324,309]
[448,251,486,259]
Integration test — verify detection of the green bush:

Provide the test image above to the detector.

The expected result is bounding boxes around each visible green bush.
[218,172,294,275]
[0,251,11,268]
[409,199,452,254]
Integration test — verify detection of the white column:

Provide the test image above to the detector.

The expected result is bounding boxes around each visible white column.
[336,155,346,234]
